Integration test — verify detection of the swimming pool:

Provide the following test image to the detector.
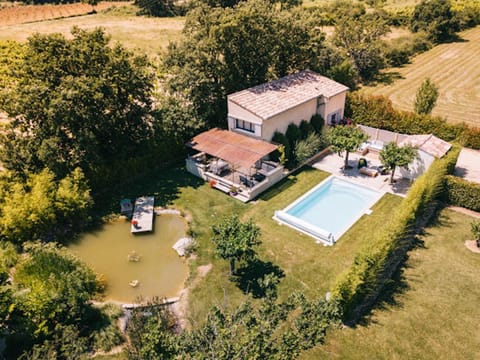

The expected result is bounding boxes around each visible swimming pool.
[274,176,382,245]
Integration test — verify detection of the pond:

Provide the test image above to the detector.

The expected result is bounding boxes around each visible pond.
[69,214,189,304]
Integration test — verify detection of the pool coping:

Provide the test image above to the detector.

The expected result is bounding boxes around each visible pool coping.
[273,175,385,246]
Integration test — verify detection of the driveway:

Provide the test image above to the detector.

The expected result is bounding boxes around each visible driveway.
[454,148,480,184]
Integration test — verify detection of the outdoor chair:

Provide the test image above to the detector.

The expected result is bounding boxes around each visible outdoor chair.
[239,175,248,186]
[359,167,379,177]
[253,173,266,182]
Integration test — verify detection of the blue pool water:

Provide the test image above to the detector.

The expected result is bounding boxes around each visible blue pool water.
[274,176,382,245]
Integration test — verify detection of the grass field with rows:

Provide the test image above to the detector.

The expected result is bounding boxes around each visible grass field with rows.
[362,26,480,127]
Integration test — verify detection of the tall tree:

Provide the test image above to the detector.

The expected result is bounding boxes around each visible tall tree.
[164,0,328,127]
[379,142,418,184]
[0,28,155,180]
[135,0,180,17]
[333,13,389,81]
[411,0,459,43]
[414,78,439,115]
[327,125,368,169]
[0,168,92,244]
[212,215,261,275]
[127,298,178,360]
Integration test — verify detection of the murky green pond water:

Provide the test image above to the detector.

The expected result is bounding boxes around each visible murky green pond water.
[69,214,189,304]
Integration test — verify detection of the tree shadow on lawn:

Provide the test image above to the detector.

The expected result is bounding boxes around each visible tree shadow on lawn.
[354,235,427,328]
[93,164,205,218]
[233,259,285,299]
[351,210,456,327]
[366,71,403,86]
[441,34,469,44]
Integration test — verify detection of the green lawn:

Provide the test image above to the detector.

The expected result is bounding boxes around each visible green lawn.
[300,208,480,359]
[100,164,403,325]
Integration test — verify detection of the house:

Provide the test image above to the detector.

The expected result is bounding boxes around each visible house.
[357,125,451,180]
[227,70,349,141]
[186,71,349,201]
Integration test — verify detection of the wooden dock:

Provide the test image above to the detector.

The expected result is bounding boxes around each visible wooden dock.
[131,196,154,233]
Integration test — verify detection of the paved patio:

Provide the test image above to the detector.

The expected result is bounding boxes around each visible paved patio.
[312,151,412,196]
[454,148,480,184]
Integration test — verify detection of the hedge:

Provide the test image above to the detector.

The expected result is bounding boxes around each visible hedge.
[331,145,461,322]
[346,93,480,150]
[445,175,480,212]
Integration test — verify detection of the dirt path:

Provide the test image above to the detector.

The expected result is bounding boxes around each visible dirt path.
[171,263,212,329]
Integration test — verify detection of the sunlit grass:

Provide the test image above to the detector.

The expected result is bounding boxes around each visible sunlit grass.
[113,165,402,325]
[301,208,480,359]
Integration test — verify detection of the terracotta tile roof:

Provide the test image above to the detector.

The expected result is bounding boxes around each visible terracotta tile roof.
[400,134,451,158]
[227,70,349,120]
[186,128,278,169]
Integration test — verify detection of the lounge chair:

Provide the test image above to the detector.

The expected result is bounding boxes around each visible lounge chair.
[359,167,379,177]
[239,175,248,186]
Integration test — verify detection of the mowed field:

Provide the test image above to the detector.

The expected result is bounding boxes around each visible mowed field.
[0,5,185,55]
[301,209,480,360]
[363,26,480,127]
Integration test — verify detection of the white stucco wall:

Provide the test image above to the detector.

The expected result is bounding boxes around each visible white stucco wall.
[324,91,347,125]
[227,101,264,125]
[399,149,435,180]
[262,99,318,141]
[227,101,264,138]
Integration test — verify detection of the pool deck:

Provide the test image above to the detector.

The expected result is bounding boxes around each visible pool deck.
[131,196,155,233]
[312,151,411,197]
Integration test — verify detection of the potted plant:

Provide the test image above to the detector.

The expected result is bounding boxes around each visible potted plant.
[229,186,238,196]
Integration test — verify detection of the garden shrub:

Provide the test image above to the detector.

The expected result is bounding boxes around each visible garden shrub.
[294,132,322,164]
[271,131,291,163]
[310,114,324,134]
[384,32,433,67]
[445,175,480,212]
[458,127,480,149]
[331,145,460,321]
[299,120,314,139]
[384,38,415,67]
[286,123,302,158]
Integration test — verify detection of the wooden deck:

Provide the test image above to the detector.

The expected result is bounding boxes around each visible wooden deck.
[131,196,154,233]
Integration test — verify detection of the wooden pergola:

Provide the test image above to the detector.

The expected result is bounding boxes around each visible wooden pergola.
[186,128,279,175]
